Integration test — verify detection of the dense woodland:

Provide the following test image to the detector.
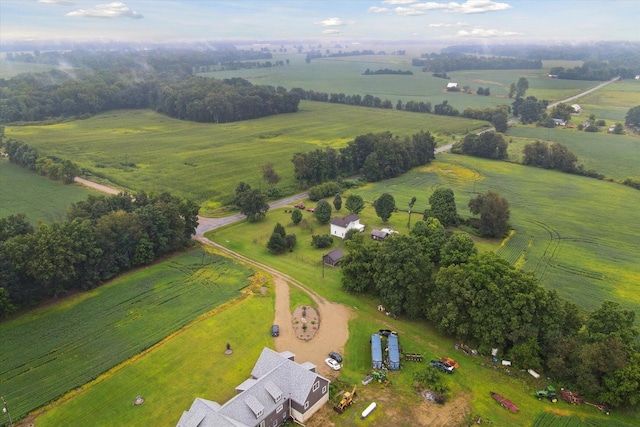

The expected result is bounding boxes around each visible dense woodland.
[291,131,436,186]
[340,190,639,408]
[0,49,300,124]
[0,192,199,316]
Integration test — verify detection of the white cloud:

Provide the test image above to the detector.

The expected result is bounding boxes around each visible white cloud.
[66,2,143,19]
[383,0,418,4]
[38,0,76,5]
[316,17,344,27]
[368,6,392,14]
[396,1,512,15]
[457,27,521,37]
[323,29,342,35]
[395,7,425,16]
[429,23,452,27]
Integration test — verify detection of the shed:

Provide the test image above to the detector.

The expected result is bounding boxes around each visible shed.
[446,82,458,89]
[371,334,383,369]
[322,248,344,267]
[387,334,400,370]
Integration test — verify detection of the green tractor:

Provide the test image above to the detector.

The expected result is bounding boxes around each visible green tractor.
[535,386,558,403]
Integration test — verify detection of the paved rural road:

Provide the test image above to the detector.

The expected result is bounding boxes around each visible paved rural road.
[546,76,620,109]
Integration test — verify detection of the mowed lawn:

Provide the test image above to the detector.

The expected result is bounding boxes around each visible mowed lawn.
[5,103,487,215]
[0,160,96,224]
[0,248,254,422]
[505,126,640,180]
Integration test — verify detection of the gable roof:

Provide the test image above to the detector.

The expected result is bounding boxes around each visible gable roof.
[216,348,327,425]
[324,248,344,263]
[331,213,360,228]
[371,229,388,239]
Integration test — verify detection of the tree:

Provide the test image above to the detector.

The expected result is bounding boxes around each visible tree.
[311,234,333,248]
[333,194,342,211]
[492,110,508,132]
[373,193,395,222]
[625,105,640,127]
[613,123,624,134]
[440,232,477,267]
[518,97,544,124]
[237,188,269,221]
[550,103,574,122]
[410,218,446,263]
[407,196,417,229]
[0,213,34,242]
[508,83,517,98]
[267,232,287,253]
[261,162,281,189]
[341,233,379,294]
[468,190,510,238]
[586,300,639,344]
[273,222,286,238]
[345,194,365,214]
[291,209,302,225]
[426,188,458,226]
[314,200,332,224]
[516,77,529,97]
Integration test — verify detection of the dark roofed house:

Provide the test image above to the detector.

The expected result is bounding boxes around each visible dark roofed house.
[370,227,398,241]
[323,248,344,267]
[177,348,330,427]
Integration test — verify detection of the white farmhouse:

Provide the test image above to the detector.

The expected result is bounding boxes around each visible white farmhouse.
[330,213,365,239]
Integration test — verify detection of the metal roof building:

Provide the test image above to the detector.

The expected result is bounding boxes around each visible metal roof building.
[387,334,400,370]
[371,334,383,369]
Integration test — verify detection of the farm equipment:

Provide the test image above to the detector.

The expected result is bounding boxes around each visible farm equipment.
[333,385,356,414]
[404,353,423,362]
[439,357,459,370]
[560,388,583,405]
[490,391,519,413]
[371,370,390,386]
[560,389,609,414]
[535,386,558,403]
[429,360,454,373]
[294,203,305,209]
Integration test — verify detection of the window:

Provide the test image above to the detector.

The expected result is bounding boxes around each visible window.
[276,404,283,413]
[259,422,265,427]
[312,381,319,392]
[304,401,309,410]
[322,385,327,394]
[273,420,278,427]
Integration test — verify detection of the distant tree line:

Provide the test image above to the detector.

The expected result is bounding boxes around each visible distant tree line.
[198,59,287,73]
[362,68,413,75]
[340,189,639,408]
[441,42,640,79]
[549,60,635,81]
[291,131,436,186]
[2,138,80,184]
[462,106,510,132]
[0,192,199,317]
[412,54,542,72]
[4,48,273,75]
[522,141,604,179]
[0,69,300,124]
[305,49,376,62]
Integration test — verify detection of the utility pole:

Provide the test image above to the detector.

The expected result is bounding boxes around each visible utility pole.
[1,396,12,427]
[322,254,325,279]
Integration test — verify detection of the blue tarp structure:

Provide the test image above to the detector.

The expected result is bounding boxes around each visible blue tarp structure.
[371,334,383,369]
[388,334,400,370]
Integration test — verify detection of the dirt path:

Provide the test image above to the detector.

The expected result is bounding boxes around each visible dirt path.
[194,236,353,376]
[74,177,122,195]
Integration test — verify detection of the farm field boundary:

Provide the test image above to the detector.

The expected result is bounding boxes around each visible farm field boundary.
[0,247,254,421]
[5,104,486,215]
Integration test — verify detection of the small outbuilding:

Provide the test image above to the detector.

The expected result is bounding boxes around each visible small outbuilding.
[571,104,581,113]
[322,248,344,267]
[387,334,401,370]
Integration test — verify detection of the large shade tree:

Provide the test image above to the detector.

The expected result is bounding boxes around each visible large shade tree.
[468,190,510,238]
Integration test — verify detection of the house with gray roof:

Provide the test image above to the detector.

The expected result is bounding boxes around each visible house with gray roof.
[330,213,365,239]
[176,348,330,427]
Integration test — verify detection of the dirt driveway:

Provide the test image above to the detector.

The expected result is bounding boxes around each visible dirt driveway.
[194,236,353,377]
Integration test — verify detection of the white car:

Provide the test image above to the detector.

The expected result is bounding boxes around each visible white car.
[325,357,341,371]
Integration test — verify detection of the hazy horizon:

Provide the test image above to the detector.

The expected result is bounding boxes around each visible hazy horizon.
[1,0,638,47]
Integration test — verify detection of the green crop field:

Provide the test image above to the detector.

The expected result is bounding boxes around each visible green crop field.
[5,104,487,215]
[208,152,640,325]
[0,159,96,224]
[569,79,640,122]
[0,248,254,421]
[505,126,640,180]
[33,270,274,427]
[531,411,636,427]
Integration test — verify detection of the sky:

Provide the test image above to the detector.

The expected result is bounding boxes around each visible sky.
[0,0,638,44]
